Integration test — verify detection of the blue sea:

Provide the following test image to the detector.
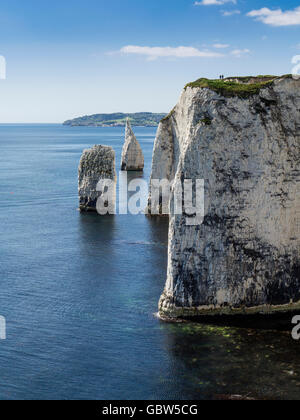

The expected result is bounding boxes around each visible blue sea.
[0,124,300,400]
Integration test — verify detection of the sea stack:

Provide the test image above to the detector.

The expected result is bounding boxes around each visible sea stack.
[78,145,116,212]
[148,75,300,319]
[121,119,144,171]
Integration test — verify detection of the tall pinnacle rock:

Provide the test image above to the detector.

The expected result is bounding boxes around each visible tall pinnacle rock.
[121,119,144,171]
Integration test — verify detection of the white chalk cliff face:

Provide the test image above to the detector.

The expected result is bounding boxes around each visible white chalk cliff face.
[149,75,300,318]
[78,145,116,212]
[121,119,144,171]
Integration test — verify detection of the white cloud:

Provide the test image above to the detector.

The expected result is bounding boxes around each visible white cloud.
[195,0,236,5]
[231,49,250,57]
[118,45,224,60]
[113,45,251,61]
[213,43,230,49]
[222,10,241,16]
[247,6,300,26]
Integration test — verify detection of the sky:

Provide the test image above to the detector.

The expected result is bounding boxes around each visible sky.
[0,0,299,122]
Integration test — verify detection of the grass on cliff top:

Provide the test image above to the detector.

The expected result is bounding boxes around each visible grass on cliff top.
[160,75,293,123]
[184,75,282,98]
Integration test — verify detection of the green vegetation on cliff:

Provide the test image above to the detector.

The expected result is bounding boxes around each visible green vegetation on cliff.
[63,112,166,127]
[184,75,286,98]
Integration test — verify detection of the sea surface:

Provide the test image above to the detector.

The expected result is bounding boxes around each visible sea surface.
[0,124,300,400]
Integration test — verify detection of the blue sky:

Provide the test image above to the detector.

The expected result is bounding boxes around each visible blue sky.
[0,0,299,122]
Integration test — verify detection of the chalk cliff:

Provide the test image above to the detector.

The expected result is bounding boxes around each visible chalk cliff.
[149,75,300,318]
[121,119,144,171]
[78,145,116,212]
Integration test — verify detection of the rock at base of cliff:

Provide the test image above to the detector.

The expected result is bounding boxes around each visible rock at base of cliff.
[121,119,144,171]
[78,145,116,212]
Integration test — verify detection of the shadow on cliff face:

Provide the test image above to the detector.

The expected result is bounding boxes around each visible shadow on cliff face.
[160,321,300,400]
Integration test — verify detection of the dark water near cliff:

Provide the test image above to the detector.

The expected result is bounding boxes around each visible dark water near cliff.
[0,124,300,400]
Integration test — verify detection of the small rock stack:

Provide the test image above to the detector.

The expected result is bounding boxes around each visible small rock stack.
[121,119,144,171]
[78,145,116,212]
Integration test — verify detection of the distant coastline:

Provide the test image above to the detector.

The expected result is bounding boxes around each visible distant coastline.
[63,112,166,127]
